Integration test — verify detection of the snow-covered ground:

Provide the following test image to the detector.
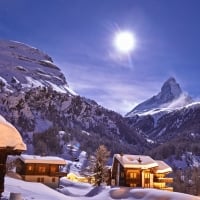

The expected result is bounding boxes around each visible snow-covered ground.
[3,177,200,200]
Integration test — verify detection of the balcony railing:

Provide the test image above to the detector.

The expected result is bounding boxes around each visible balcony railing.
[50,172,67,177]
[161,187,173,192]
[153,184,173,191]
[154,177,173,183]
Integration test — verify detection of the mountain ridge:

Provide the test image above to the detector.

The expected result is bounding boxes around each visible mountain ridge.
[0,40,143,156]
[126,77,193,117]
[0,40,200,170]
[0,40,200,196]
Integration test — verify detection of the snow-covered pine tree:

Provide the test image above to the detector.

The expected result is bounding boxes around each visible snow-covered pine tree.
[92,145,110,186]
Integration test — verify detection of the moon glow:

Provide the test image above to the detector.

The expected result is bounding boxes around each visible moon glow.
[114,31,136,53]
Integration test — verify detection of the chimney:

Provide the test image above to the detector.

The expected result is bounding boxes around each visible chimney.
[137,157,142,164]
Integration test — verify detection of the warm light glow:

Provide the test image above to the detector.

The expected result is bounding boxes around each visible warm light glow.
[114,31,136,53]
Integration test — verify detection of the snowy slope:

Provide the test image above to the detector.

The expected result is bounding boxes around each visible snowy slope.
[125,101,200,146]
[131,101,200,128]
[3,177,200,200]
[0,40,76,95]
[0,40,144,156]
[126,77,192,117]
[124,78,200,167]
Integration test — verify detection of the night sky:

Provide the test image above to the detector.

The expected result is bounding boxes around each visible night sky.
[1,0,200,115]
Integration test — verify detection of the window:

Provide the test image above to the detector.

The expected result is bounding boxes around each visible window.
[37,177,44,183]
[126,171,141,187]
[130,172,137,179]
[27,165,33,171]
[144,173,150,187]
[38,166,46,173]
[144,173,150,178]
[130,183,137,187]
[26,164,34,174]
[50,165,57,173]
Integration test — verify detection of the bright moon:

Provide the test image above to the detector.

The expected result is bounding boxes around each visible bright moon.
[114,31,136,53]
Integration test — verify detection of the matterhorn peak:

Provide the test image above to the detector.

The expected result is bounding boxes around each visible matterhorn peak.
[158,77,182,103]
[126,77,192,117]
[160,77,182,99]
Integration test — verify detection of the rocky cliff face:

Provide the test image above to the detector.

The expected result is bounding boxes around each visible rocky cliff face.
[0,40,75,95]
[0,40,143,156]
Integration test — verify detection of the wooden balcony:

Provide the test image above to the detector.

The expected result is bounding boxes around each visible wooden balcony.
[154,177,173,183]
[50,172,67,177]
[161,187,173,192]
[153,184,173,192]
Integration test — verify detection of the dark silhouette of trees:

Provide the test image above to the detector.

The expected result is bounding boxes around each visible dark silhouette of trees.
[173,167,200,196]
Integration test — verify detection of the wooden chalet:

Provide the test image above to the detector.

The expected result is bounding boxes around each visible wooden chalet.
[111,154,173,191]
[16,154,67,188]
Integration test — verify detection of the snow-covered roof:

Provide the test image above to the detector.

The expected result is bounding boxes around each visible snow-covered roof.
[0,115,26,151]
[155,160,172,173]
[114,154,172,174]
[20,154,66,165]
[114,154,158,169]
[114,154,172,173]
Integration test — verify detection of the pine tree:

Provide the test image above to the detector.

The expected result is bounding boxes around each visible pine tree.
[92,145,110,186]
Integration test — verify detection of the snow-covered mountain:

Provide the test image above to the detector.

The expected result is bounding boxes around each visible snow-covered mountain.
[125,78,200,168]
[0,40,76,95]
[126,77,192,117]
[0,39,200,169]
[0,40,143,156]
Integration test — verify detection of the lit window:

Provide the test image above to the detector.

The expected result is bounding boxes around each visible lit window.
[144,173,150,178]
[37,177,44,182]
[130,183,136,187]
[27,165,33,171]
[51,166,57,173]
[130,173,137,179]
[130,173,133,178]
[38,166,46,173]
